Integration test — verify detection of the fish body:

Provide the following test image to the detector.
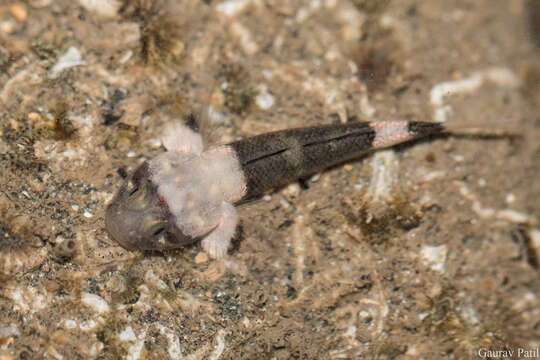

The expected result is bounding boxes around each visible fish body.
[106,120,444,258]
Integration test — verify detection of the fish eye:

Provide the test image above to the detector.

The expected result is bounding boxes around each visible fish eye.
[127,181,143,198]
[126,182,149,210]
[152,226,165,237]
[124,181,136,195]
[146,220,167,238]
[128,186,139,196]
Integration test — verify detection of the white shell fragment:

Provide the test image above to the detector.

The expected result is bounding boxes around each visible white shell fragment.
[157,324,182,359]
[5,285,50,314]
[230,21,259,55]
[118,326,137,342]
[421,245,447,273]
[215,0,251,16]
[49,46,86,79]
[255,90,275,110]
[366,150,398,203]
[81,293,110,314]
[78,0,121,17]
[0,326,20,337]
[119,326,146,360]
[430,67,519,106]
[429,67,519,122]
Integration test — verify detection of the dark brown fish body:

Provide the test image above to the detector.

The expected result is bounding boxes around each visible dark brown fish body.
[230,121,443,202]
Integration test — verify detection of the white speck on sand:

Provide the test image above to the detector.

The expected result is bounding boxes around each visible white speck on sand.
[430,67,519,106]
[158,325,182,359]
[209,329,227,360]
[366,150,398,202]
[80,320,97,331]
[421,245,447,272]
[512,291,537,311]
[505,193,515,204]
[429,67,519,122]
[81,293,110,313]
[119,326,147,360]
[78,0,121,17]
[49,47,86,79]
[216,0,250,16]
[430,73,483,107]
[230,21,259,55]
[497,209,531,223]
[256,91,275,110]
[6,285,49,314]
[0,326,20,337]
[63,319,77,329]
[359,94,376,117]
[460,305,479,325]
[343,325,357,337]
[424,170,445,182]
[119,326,137,342]
[455,181,535,223]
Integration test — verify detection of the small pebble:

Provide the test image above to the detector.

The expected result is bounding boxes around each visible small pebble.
[118,326,136,341]
[255,91,275,110]
[64,319,77,329]
[78,0,121,17]
[81,293,110,313]
[505,193,515,204]
[27,112,42,122]
[49,47,86,79]
[10,4,27,22]
[194,252,209,264]
[216,0,250,16]
[421,245,447,273]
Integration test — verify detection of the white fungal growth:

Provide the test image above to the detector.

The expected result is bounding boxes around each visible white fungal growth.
[150,148,245,235]
[161,122,204,155]
[150,124,246,258]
